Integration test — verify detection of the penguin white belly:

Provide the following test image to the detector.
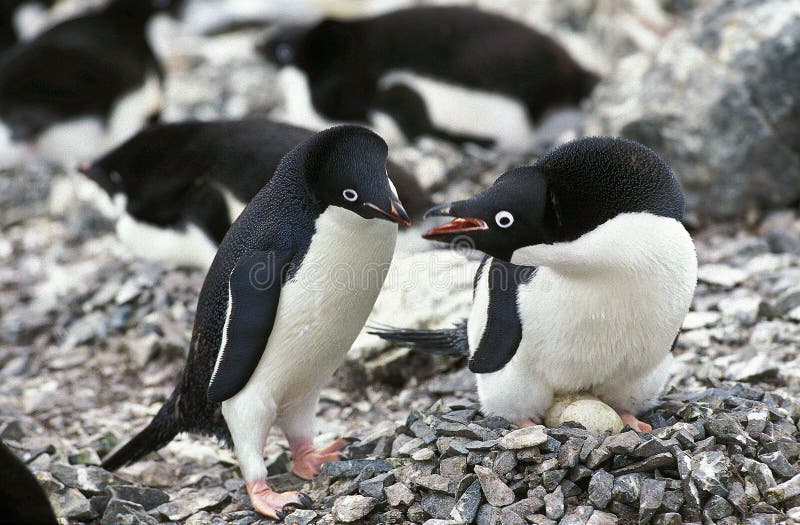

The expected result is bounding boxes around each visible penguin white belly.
[35,74,161,167]
[378,70,535,151]
[273,66,339,131]
[116,211,218,269]
[473,214,697,420]
[231,207,397,412]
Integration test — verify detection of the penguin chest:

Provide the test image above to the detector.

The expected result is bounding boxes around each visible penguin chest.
[246,207,397,405]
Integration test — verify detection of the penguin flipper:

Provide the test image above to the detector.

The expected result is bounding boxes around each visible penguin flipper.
[207,249,295,403]
[368,319,469,356]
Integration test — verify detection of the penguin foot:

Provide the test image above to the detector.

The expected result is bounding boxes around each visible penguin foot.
[290,437,348,480]
[516,418,541,428]
[246,479,312,519]
[617,411,652,432]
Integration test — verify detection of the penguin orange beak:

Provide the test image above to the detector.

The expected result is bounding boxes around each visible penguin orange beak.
[364,198,411,227]
[422,203,487,240]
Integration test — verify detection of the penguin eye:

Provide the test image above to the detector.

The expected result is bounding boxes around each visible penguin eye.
[276,43,294,64]
[110,171,122,184]
[342,189,358,202]
[495,211,514,228]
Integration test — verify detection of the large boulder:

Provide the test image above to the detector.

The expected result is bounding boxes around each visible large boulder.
[585,0,800,220]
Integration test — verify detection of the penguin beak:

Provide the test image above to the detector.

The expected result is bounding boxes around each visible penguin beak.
[364,195,411,227]
[422,202,488,240]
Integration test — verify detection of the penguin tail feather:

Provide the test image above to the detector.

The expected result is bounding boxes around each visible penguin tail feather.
[101,393,180,471]
[368,319,469,356]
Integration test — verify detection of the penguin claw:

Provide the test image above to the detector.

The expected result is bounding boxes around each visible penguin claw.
[289,438,348,479]
[246,479,308,519]
[617,411,653,432]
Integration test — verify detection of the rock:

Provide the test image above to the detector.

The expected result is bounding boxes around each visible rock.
[101,498,156,525]
[704,494,734,521]
[474,465,514,506]
[359,472,395,500]
[49,463,118,495]
[415,474,452,493]
[691,450,732,496]
[759,451,797,479]
[50,487,96,520]
[698,265,749,288]
[585,0,800,219]
[639,478,666,523]
[652,513,682,525]
[385,483,415,506]
[413,448,435,461]
[284,509,318,525]
[108,485,169,511]
[586,510,619,524]
[420,493,456,519]
[439,456,467,481]
[498,426,548,449]
[682,311,722,330]
[612,474,643,504]
[588,470,614,508]
[603,431,642,454]
[155,487,228,521]
[766,473,800,504]
[321,459,394,478]
[332,495,377,522]
[545,394,624,434]
[544,486,564,520]
[450,480,482,523]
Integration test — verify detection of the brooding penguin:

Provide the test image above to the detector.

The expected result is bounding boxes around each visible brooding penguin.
[0,439,57,525]
[0,0,169,168]
[257,5,598,150]
[78,118,429,269]
[373,137,697,431]
[101,126,410,519]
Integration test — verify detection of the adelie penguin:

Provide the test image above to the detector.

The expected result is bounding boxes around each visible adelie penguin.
[78,118,430,269]
[373,137,697,431]
[257,5,598,150]
[0,0,172,168]
[101,126,410,519]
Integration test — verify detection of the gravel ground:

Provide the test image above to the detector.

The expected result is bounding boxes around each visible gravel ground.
[2,2,800,524]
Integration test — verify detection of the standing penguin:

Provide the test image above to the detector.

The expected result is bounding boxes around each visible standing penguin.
[373,137,697,431]
[0,0,169,168]
[77,118,430,269]
[257,5,598,150]
[101,126,410,519]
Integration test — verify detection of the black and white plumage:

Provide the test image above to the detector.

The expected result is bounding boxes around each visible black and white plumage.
[373,137,697,430]
[79,118,430,269]
[257,5,599,150]
[0,0,58,54]
[0,439,57,525]
[0,0,169,168]
[101,126,410,519]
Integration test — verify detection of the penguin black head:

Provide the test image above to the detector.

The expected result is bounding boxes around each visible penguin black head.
[256,20,354,70]
[256,25,309,67]
[423,136,684,260]
[300,125,411,226]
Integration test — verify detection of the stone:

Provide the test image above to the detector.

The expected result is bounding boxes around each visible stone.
[498,426,548,449]
[420,493,456,519]
[704,495,734,521]
[321,459,394,478]
[493,450,517,476]
[610,452,675,475]
[439,456,467,481]
[584,0,800,219]
[759,451,797,479]
[652,513,682,525]
[744,458,778,496]
[155,487,228,521]
[385,483,415,506]
[97,486,160,513]
[415,474,452,493]
[358,472,395,500]
[765,473,800,504]
[474,465,514,506]
[639,478,666,523]
[101,498,156,525]
[544,486,564,520]
[413,448,435,461]
[284,509,317,525]
[586,510,619,524]
[545,394,624,434]
[332,495,377,522]
[50,487,96,520]
[691,450,732,496]
[50,463,118,495]
[450,480,482,523]
[612,474,643,504]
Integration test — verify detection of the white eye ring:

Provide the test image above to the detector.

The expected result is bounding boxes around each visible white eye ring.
[495,211,514,228]
[343,189,358,202]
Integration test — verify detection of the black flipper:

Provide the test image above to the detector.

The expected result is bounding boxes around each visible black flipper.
[0,439,58,525]
[368,319,469,356]
[468,259,535,373]
[207,249,295,403]
[101,391,180,471]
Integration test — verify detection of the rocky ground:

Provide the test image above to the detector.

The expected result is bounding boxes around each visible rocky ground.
[1,0,800,524]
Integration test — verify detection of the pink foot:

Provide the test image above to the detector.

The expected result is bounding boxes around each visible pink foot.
[289,438,348,480]
[246,479,312,520]
[516,418,541,428]
[618,411,652,432]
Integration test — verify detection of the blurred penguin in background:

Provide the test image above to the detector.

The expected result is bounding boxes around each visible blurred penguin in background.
[77,118,430,269]
[0,0,58,54]
[0,0,174,169]
[258,5,598,151]
[0,439,57,525]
